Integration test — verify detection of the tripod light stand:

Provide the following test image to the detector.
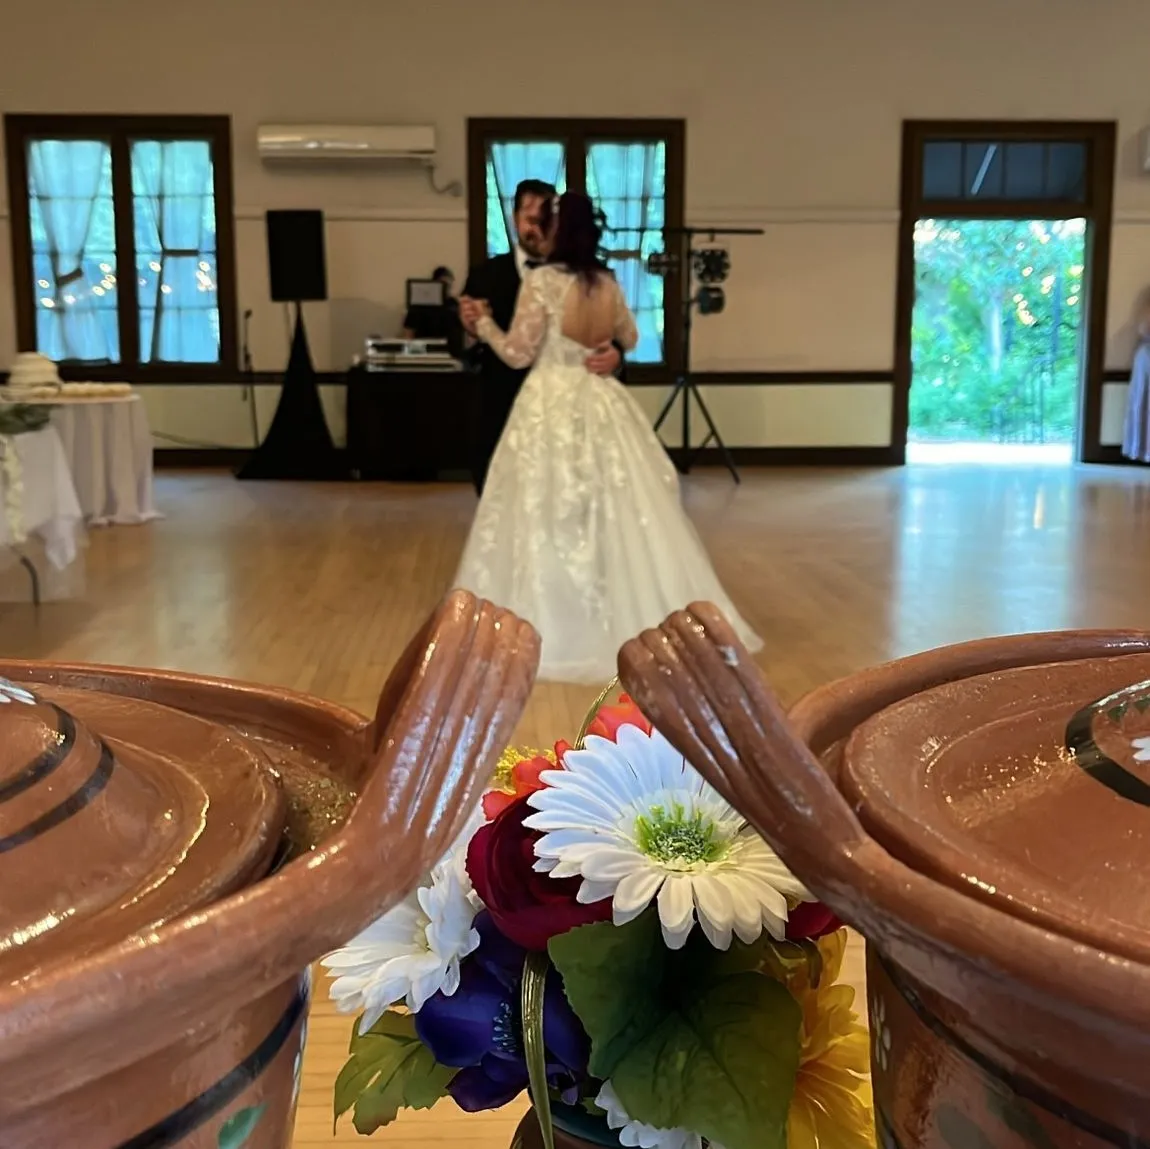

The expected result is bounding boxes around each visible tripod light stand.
[648,227,763,484]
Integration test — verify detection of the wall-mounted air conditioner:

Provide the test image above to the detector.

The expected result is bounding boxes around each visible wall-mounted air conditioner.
[257,124,437,163]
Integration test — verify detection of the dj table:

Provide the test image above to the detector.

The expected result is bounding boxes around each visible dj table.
[344,365,480,482]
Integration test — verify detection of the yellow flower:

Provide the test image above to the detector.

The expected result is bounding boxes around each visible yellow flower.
[778,930,875,1149]
[491,745,552,791]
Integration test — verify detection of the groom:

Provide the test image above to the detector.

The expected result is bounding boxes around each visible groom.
[460,178,623,494]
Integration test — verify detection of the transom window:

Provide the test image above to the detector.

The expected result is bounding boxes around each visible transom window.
[468,119,685,375]
[921,139,1087,203]
[4,115,237,380]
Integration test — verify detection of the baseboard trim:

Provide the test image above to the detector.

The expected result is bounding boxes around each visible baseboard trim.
[666,445,897,467]
[155,448,253,468]
[154,445,897,471]
[641,370,895,387]
[1086,444,1129,465]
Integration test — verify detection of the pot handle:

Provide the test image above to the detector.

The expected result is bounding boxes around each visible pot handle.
[0,590,542,1109]
[617,602,874,922]
[342,588,542,896]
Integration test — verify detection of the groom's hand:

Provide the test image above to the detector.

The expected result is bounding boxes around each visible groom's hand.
[586,342,621,376]
[459,296,480,335]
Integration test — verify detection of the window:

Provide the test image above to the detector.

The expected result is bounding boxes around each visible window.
[921,139,1087,203]
[4,115,238,380]
[467,119,685,374]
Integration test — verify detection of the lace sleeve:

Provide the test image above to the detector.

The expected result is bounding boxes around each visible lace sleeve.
[613,280,639,352]
[476,270,546,369]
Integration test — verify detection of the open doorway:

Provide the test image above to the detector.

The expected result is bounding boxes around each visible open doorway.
[908,217,1086,464]
[893,122,1116,465]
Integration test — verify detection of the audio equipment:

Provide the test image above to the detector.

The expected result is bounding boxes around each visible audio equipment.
[265,210,327,302]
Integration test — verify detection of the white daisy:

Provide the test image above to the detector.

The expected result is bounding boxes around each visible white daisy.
[595,1081,725,1149]
[1132,736,1150,762]
[524,725,809,950]
[0,679,36,705]
[322,821,483,1032]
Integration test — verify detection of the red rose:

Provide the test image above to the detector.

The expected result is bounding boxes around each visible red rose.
[467,796,611,951]
[483,753,553,820]
[786,901,842,941]
[586,694,653,742]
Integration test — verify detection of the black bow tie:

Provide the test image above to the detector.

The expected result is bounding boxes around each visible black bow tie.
[524,259,543,270]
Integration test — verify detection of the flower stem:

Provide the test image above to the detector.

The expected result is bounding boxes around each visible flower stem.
[575,677,620,749]
[521,950,555,1149]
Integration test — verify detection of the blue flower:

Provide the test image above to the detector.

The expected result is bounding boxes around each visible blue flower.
[413,912,590,1112]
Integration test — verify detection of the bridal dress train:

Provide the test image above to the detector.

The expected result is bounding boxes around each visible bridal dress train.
[456,264,762,683]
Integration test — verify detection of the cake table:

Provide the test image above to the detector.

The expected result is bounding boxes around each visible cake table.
[0,425,85,603]
[2,354,157,528]
[47,396,159,526]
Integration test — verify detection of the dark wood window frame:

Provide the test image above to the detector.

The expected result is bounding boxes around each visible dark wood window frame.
[466,117,686,383]
[4,113,239,383]
[893,119,1116,464]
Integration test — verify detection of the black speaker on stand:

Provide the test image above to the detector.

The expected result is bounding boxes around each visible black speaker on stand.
[237,210,345,481]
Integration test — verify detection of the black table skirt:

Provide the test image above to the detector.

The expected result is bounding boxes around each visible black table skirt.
[345,367,480,482]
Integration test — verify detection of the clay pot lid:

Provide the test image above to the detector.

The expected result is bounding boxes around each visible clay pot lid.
[840,652,1150,961]
[0,676,285,980]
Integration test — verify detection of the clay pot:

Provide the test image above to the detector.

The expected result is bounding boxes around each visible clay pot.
[0,589,539,1149]
[619,610,1150,1149]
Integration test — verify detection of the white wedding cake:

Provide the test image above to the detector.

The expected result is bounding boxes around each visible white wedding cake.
[2,354,132,401]
[6,353,62,395]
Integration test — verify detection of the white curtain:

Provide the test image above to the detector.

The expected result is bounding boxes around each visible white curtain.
[487,142,566,257]
[27,140,116,362]
[586,141,666,364]
[131,139,220,363]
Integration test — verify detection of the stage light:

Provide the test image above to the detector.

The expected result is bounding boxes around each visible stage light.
[691,247,730,285]
[646,250,677,277]
[696,286,725,315]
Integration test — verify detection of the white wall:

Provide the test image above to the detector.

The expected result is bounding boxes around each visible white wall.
[3,0,1150,451]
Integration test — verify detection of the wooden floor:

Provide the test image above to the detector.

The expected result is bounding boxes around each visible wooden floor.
[8,461,1150,1146]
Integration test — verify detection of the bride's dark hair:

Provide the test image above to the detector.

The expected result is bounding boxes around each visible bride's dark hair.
[541,192,609,286]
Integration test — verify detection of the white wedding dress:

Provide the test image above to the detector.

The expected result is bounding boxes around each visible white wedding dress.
[456,264,762,683]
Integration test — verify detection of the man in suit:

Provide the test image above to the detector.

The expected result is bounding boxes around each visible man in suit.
[461,178,623,494]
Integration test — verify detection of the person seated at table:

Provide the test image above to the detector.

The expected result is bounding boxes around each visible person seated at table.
[402,267,461,344]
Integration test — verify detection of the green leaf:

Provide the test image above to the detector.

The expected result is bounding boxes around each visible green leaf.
[332,1011,456,1136]
[217,1105,265,1149]
[759,937,822,989]
[549,910,801,1149]
[550,913,667,1079]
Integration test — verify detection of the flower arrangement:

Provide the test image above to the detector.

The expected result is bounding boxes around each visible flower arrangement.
[0,405,50,546]
[324,688,873,1149]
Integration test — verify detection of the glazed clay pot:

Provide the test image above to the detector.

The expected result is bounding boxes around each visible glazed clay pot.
[619,608,1150,1149]
[0,589,539,1149]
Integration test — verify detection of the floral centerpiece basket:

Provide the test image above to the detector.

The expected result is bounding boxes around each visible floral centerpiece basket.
[324,683,873,1149]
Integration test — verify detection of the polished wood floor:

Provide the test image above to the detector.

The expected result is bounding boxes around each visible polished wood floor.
[7,461,1150,1146]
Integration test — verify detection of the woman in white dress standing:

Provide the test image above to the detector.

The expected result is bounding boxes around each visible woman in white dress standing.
[456,192,761,683]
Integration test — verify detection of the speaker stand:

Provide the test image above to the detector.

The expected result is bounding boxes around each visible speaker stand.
[236,303,346,481]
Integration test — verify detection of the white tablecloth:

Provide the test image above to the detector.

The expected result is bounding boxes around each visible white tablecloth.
[0,426,84,571]
[50,396,160,526]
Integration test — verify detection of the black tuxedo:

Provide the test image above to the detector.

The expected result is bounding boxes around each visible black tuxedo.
[463,253,526,494]
[463,252,628,494]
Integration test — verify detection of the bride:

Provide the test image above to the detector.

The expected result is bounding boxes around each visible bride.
[456,191,761,683]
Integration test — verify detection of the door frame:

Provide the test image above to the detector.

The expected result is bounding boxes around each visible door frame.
[892,120,1117,463]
